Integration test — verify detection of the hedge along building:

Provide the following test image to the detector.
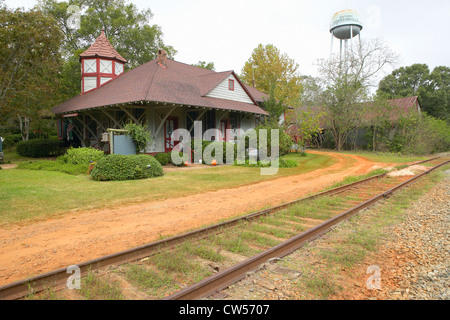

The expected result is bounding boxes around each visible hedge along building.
[52,30,269,154]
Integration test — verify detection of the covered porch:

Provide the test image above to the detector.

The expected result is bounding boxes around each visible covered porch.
[57,101,260,154]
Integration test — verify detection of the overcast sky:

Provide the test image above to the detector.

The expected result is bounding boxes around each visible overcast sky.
[5,0,450,80]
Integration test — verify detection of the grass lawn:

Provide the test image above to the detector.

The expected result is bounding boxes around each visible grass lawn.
[1,149,44,164]
[327,149,430,163]
[0,152,335,226]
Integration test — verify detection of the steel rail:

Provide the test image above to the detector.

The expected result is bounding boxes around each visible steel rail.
[0,157,443,300]
[163,159,450,300]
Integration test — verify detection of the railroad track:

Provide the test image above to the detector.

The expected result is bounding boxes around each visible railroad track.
[1,157,448,300]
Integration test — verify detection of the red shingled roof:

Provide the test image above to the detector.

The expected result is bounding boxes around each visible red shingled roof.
[52,59,268,116]
[79,29,127,63]
[243,84,269,103]
[386,96,421,112]
[198,71,233,96]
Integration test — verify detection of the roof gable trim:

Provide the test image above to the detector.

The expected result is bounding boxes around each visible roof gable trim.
[203,71,258,105]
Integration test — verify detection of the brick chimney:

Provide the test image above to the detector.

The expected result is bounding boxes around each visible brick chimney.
[157,49,167,67]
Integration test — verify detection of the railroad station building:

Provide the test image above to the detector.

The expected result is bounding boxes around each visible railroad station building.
[52,29,269,154]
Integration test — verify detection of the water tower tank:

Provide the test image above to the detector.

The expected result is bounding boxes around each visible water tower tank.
[330,9,363,40]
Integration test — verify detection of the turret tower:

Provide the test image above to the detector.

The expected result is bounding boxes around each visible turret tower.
[79,29,127,93]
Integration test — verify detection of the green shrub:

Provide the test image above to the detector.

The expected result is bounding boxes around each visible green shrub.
[16,147,105,175]
[2,134,22,149]
[91,154,164,181]
[234,157,299,168]
[58,147,105,165]
[17,160,89,175]
[154,152,172,166]
[254,125,293,157]
[16,139,66,158]
[388,113,450,155]
[154,152,190,167]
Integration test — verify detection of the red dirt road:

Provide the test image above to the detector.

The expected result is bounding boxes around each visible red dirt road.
[0,151,395,286]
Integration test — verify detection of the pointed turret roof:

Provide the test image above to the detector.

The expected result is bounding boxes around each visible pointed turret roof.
[79,29,127,63]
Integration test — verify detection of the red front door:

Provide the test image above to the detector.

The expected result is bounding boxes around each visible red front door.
[164,117,179,152]
[220,119,230,142]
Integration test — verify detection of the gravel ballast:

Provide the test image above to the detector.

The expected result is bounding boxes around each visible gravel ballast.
[381,169,449,300]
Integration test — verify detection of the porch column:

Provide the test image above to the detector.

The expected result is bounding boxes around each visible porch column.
[72,116,97,146]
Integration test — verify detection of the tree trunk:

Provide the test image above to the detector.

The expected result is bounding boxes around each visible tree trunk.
[373,127,376,152]
[17,115,30,141]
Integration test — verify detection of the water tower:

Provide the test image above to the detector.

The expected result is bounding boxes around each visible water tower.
[330,9,363,59]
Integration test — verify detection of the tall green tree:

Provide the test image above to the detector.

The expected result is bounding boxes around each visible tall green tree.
[316,38,400,151]
[39,0,176,66]
[261,83,288,126]
[0,5,63,140]
[287,106,326,151]
[38,0,176,99]
[377,64,449,120]
[320,75,367,151]
[192,61,215,71]
[365,96,394,152]
[240,44,302,108]
[418,66,449,120]
[377,64,430,98]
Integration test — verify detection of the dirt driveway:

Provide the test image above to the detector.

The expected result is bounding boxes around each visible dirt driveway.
[0,151,395,286]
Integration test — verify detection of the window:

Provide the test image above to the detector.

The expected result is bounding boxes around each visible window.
[205,110,215,131]
[100,60,112,73]
[100,77,112,85]
[83,77,97,92]
[186,111,198,138]
[84,59,97,73]
[228,79,234,91]
[230,112,240,130]
[115,62,124,75]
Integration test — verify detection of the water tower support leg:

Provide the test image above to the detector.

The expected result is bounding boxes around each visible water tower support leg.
[330,35,334,58]
[344,39,348,59]
[351,26,354,51]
